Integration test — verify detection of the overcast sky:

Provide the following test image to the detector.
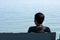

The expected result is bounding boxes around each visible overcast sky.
[0,0,60,12]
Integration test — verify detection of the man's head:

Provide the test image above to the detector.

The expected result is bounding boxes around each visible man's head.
[34,12,45,26]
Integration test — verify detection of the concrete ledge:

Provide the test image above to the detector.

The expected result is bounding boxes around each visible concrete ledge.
[0,32,56,40]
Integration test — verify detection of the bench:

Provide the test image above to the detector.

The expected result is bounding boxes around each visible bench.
[0,32,56,40]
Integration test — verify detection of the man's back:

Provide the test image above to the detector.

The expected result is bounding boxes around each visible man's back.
[28,26,51,33]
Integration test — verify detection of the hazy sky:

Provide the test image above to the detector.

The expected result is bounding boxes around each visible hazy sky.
[0,0,60,12]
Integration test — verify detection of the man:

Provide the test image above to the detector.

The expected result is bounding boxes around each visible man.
[28,12,51,33]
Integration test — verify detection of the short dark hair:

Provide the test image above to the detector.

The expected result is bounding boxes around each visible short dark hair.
[35,12,45,24]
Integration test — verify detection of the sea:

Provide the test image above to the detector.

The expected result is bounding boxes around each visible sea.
[0,0,60,40]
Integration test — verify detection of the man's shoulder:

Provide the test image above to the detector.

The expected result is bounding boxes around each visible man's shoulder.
[28,26,36,33]
[43,26,50,28]
[29,26,36,29]
[44,26,50,29]
[29,26,50,30]
[43,26,51,32]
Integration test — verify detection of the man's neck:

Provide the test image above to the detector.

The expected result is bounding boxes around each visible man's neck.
[36,24,43,30]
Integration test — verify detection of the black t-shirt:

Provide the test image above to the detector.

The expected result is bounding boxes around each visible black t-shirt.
[28,26,51,33]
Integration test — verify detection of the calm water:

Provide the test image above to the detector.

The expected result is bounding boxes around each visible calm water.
[0,0,60,39]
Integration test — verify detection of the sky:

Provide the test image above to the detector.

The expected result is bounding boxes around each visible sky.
[0,0,60,12]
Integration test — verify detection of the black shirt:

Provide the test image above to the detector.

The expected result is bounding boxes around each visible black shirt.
[28,26,51,33]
